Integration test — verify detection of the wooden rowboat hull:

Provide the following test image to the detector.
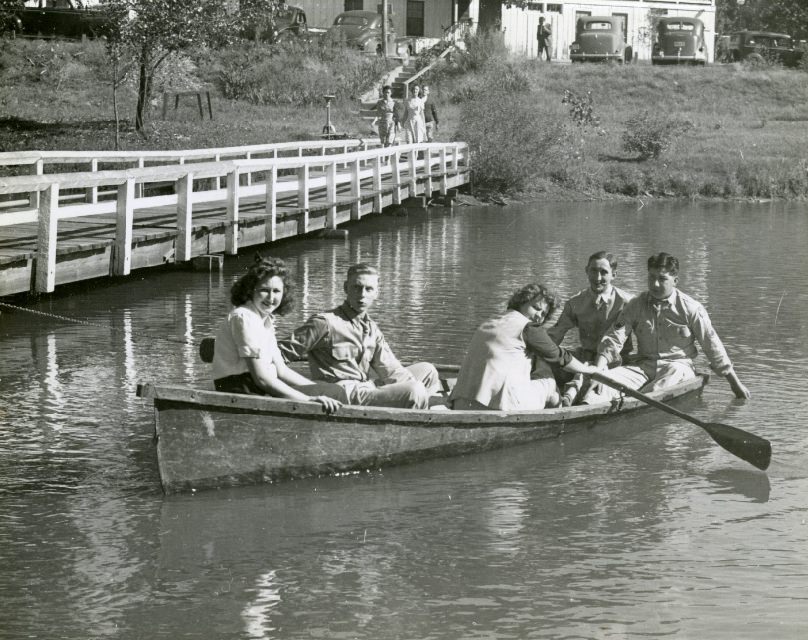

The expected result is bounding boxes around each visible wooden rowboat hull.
[137,372,709,493]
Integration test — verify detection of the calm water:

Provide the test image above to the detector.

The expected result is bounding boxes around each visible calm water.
[1,201,807,639]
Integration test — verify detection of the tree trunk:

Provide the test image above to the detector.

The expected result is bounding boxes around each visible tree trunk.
[135,58,153,133]
[112,58,120,150]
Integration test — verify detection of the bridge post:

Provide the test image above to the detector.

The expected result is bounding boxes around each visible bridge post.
[372,154,383,213]
[29,158,43,210]
[326,161,337,229]
[439,147,448,196]
[35,183,59,294]
[176,172,194,263]
[350,159,361,220]
[424,147,433,198]
[265,165,277,243]
[408,149,417,198]
[86,158,98,204]
[391,152,402,205]
[226,168,239,255]
[135,157,145,198]
[297,164,309,234]
[113,178,135,276]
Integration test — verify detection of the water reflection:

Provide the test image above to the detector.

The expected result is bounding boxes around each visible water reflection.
[2,200,808,638]
[705,468,771,503]
[243,569,281,639]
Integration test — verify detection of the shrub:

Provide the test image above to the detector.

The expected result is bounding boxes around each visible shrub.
[561,89,600,129]
[458,72,564,193]
[456,28,511,73]
[621,110,693,159]
[199,41,391,106]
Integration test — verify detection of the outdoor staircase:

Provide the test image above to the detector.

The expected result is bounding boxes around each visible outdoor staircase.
[357,60,421,127]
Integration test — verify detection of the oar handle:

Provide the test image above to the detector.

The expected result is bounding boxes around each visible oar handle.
[590,371,707,428]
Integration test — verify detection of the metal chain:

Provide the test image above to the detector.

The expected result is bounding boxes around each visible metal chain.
[0,300,196,346]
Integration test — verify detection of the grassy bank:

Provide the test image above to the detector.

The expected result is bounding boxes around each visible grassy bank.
[2,36,807,200]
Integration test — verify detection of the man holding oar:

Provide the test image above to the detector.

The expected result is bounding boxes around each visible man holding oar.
[585,252,751,403]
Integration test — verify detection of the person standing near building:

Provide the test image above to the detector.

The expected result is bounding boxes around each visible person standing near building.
[421,86,439,142]
[537,16,552,61]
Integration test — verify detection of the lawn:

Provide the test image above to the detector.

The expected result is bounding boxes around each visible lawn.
[2,36,807,200]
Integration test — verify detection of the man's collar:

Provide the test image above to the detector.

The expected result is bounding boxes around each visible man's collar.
[589,286,614,305]
[338,301,367,322]
[648,290,677,307]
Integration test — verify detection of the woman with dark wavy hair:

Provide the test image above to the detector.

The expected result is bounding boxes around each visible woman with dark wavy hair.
[450,283,598,411]
[212,255,344,413]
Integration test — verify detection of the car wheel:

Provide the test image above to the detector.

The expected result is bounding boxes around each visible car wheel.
[624,46,633,64]
[747,52,765,67]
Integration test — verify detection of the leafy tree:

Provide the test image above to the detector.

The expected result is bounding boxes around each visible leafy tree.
[0,0,23,31]
[105,0,282,133]
[717,0,808,39]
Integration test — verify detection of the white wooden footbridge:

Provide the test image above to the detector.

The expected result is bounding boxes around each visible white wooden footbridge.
[0,139,470,297]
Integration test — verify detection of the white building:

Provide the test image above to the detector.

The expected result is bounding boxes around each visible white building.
[290,0,471,39]
[283,1,716,63]
[472,0,717,63]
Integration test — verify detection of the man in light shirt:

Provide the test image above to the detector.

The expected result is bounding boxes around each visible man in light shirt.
[279,263,441,409]
[584,252,751,403]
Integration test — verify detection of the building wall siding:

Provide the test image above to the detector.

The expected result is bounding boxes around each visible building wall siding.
[290,0,454,38]
[497,1,716,62]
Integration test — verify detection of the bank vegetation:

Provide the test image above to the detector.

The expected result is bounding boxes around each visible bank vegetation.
[1,33,807,201]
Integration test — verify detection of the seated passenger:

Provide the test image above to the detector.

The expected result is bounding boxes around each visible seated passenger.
[547,251,634,406]
[278,263,442,409]
[584,252,751,403]
[212,256,344,413]
[450,283,599,411]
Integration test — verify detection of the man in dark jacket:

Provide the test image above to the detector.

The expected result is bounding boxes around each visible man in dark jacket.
[537,17,552,61]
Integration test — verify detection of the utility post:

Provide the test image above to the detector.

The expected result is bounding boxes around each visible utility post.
[381,1,388,58]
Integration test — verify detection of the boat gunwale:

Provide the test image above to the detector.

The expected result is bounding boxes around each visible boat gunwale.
[137,373,710,426]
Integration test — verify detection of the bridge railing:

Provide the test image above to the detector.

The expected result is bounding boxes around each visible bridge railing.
[0,138,379,210]
[0,142,469,294]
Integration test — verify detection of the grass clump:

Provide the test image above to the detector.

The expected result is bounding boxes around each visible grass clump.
[621,111,694,159]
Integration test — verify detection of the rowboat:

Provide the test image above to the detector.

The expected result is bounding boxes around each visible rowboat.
[136,368,710,493]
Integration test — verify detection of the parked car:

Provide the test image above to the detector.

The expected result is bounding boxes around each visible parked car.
[327,10,395,55]
[7,0,111,39]
[652,17,707,65]
[570,16,632,64]
[727,31,804,67]
[242,4,311,44]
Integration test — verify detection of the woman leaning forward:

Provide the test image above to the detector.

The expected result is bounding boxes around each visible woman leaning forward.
[450,284,599,411]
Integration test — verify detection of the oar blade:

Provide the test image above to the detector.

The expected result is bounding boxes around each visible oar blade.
[703,422,772,471]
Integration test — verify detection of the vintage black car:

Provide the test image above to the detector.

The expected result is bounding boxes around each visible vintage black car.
[727,31,804,67]
[570,16,632,64]
[242,4,311,44]
[9,0,111,39]
[652,17,708,65]
[326,10,397,54]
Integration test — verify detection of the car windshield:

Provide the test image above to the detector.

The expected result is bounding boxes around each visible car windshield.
[335,15,369,26]
[584,22,614,31]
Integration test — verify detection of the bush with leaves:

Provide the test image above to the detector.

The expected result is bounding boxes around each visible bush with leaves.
[621,111,693,160]
[458,65,564,193]
[561,89,600,129]
[202,40,390,105]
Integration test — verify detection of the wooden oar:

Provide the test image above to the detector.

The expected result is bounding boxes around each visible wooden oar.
[590,372,771,471]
